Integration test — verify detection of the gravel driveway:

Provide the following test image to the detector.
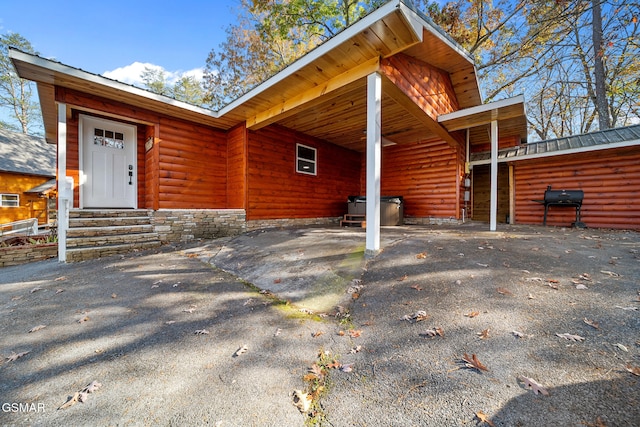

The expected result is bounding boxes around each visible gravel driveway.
[1,224,639,426]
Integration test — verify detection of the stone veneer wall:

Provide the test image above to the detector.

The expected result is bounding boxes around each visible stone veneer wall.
[402,216,462,226]
[0,243,57,267]
[151,209,246,242]
[246,217,341,231]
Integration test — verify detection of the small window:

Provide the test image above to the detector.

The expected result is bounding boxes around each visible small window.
[1,194,19,207]
[296,143,317,175]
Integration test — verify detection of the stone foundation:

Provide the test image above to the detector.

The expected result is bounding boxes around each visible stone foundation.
[403,216,462,226]
[0,243,57,267]
[246,217,341,231]
[151,209,246,242]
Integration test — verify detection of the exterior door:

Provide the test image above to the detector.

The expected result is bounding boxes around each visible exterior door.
[81,115,137,208]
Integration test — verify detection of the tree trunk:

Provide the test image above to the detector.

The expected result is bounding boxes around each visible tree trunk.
[592,0,610,130]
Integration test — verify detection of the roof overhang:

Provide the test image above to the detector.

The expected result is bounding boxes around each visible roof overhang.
[11,0,484,151]
[438,95,528,146]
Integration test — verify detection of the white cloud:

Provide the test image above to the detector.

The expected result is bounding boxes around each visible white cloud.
[102,62,204,87]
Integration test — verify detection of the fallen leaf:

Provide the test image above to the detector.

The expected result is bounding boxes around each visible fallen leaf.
[410,284,423,291]
[512,330,525,338]
[111,293,117,299]
[465,311,480,318]
[55,289,65,294]
[349,345,362,354]
[194,329,209,335]
[421,327,444,338]
[518,376,549,395]
[312,331,325,338]
[165,320,176,324]
[55,276,67,281]
[614,343,628,352]
[477,328,490,339]
[233,345,248,357]
[273,278,281,284]
[475,411,496,427]
[600,270,620,277]
[292,390,312,413]
[397,274,408,281]
[274,328,282,337]
[556,333,585,342]
[576,284,588,290]
[339,363,353,373]
[28,325,47,333]
[527,293,535,299]
[58,392,80,409]
[151,284,160,289]
[416,252,427,259]
[348,329,362,338]
[626,364,640,376]
[82,380,102,394]
[6,350,30,362]
[77,316,90,324]
[583,318,599,329]
[461,353,488,372]
[351,292,360,299]
[30,287,44,293]
[496,287,513,296]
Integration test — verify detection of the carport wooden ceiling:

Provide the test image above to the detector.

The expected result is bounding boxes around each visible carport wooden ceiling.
[220,1,481,152]
[11,1,493,150]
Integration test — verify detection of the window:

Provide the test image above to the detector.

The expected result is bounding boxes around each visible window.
[296,143,317,175]
[94,127,125,149]
[1,194,19,207]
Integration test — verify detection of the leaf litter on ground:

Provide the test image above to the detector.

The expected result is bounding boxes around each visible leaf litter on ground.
[518,376,549,396]
[556,333,585,342]
[58,380,102,409]
[460,353,489,372]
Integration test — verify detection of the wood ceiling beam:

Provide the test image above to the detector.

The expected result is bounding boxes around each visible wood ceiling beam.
[380,75,459,148]
[247,57,381,130]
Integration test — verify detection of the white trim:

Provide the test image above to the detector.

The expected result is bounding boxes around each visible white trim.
[438,95,525,123]
[365,73,382,255]
[57,103,68,263]
[0,194,19,207]
[489,120,498,231]
[219,1,415,116]
[9,49,217,119]
[296,143,317,176]
[79,114,138,209]
[469,138,640,166]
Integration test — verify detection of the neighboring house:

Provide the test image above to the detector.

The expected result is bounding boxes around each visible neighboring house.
[0,128,56,226]
[7,0,639,261]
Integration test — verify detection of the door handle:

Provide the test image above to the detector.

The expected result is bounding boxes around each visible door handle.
[128,165,133,185]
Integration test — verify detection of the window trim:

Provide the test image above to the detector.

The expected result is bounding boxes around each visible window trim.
[0,194,19,207]
[296,143,317,176]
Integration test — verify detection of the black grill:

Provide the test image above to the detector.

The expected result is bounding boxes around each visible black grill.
[534,186,585,227]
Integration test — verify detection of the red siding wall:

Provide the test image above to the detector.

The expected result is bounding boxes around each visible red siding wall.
[227,124,248,209]
[56,88,227,210]
[514,147,640,229]
[380,138,460,218]
[381,53,459,119]
[157,117,227,209]
[247,125,361,220]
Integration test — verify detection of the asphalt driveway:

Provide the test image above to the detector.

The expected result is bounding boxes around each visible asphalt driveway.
[1,224,638,426]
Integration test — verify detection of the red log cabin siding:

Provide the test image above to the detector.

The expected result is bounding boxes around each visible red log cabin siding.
[65,113,80,207]
[380,138,460,218]
[247,125,361,220]
[144,125,159,210]
[227,124,248,209]
[381,53,459,118]
[514,147,640,229]
[157,117,227,209]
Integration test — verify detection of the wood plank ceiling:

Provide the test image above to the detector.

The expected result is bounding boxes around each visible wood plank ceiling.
[11,1,513,151]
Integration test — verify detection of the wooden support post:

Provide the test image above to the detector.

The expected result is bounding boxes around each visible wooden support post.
[490,119,498,231]
[366,73,382,256]
[57,102,68,262]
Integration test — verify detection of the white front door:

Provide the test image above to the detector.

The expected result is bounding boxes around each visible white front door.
[80,115,137,208]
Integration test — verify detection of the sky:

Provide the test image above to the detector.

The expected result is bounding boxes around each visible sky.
[1,0,242,86]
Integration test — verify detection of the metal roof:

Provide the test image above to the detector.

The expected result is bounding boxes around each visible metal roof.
[470,124,640,165]
[0,128,56,176]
